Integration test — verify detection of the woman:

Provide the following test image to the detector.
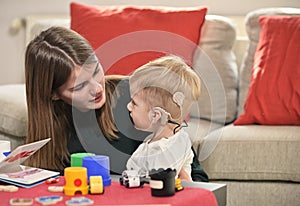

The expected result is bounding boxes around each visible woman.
[25,26,208,181]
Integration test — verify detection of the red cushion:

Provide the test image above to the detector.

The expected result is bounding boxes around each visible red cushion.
[234,16,300,125]
[70,2,207,75]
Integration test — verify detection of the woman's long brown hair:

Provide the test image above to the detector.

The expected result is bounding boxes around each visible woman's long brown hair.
[25,27,122,171]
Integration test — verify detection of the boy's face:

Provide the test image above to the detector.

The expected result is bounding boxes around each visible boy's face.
[127,91,152,131]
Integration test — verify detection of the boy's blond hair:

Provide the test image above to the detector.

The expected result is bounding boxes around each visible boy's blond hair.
[129,55,201,124]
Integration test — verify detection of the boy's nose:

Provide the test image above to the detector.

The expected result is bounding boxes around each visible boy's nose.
[127,102,132,111]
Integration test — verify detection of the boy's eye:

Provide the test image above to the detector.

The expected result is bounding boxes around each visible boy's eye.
[131,99,137,106]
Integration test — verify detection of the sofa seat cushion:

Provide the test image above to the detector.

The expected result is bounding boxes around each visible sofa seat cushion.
[200,124,300,182]
[185,118,224,154]
[0,84,27,137]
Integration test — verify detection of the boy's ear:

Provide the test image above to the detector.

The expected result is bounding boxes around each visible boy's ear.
[152,107,168,124]
[149,108,162,124]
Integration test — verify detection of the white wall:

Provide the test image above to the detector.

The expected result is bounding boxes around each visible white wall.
[0,0,299,84]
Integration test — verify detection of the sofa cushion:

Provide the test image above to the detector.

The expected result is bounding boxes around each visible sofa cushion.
[237,7,300,116]
[70,2,207,75]
[0,84,27,137]
[235,15,300,125]
[190,15,238,124]
[200,124,300,182]
[185,117,224,154]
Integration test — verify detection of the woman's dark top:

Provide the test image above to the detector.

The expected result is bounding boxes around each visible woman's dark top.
[67,78,208,182]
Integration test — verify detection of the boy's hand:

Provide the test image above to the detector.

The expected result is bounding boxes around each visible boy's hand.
[178,168,192,182]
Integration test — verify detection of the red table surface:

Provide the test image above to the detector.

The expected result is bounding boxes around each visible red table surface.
[0,177,218,206]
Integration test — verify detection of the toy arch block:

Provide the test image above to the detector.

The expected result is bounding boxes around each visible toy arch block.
[64,167,89,196]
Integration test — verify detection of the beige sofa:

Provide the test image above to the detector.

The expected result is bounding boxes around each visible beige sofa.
[191,8,300,206]
[0,7,299,206]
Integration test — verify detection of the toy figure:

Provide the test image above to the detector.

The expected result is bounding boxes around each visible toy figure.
[119,169,148,188]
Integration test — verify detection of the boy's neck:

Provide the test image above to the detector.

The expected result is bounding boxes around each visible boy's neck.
[150,124,178,143]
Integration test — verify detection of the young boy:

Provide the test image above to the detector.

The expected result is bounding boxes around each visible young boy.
[126,55,201,181]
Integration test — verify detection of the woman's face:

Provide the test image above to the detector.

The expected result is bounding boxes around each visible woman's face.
[55,63,106,112]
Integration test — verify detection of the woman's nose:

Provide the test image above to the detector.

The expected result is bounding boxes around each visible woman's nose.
[90,79,103,95]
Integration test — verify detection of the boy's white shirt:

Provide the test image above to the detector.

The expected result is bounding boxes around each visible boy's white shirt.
[126,129,193,179]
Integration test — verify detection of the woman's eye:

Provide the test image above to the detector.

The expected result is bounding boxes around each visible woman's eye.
[73,83,86,91]
[93,64,103,77]
[93,68,104,82]
[93,67,100,76]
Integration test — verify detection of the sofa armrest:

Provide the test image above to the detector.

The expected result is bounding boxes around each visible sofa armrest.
[0,84,27,138]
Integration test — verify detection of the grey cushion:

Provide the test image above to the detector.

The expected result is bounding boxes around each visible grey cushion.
[0,84,27,137]
[26,17,69,45]
[191,15,239,124]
